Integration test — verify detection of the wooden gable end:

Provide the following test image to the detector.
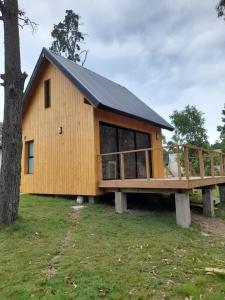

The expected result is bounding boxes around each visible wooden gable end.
[21,61,97,195]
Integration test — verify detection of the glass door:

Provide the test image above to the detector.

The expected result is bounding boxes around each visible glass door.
[100,123,151,180]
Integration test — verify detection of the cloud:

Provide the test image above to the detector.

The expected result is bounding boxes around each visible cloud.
[0,0,224,144]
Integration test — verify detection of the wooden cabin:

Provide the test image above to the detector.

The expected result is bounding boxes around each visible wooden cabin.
[22,48,225,228]
[21,48,173,196]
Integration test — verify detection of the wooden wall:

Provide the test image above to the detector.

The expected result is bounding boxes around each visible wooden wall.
[21,61,97,196]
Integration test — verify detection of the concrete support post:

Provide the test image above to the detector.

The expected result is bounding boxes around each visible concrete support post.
[115,192,127,213]
[77,196,84,204]
[219,185,225,204]
[175,192,191,228]
[88,196,97,204]
[202,188,214,217]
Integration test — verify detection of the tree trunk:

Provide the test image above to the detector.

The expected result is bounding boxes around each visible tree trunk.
[0,0,26,224]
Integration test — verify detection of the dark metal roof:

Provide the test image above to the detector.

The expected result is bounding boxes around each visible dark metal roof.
[23,48,174,131]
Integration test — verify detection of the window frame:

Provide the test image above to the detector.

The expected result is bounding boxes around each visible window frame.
[26,141,34,174]
[44,79,51,108]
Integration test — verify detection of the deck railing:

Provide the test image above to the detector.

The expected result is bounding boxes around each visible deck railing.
[98,144,225,181]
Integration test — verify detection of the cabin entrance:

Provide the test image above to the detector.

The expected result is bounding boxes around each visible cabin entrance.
[100,122,152,180]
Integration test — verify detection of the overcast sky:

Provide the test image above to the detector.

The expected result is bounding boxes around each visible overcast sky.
[0,0,225,143]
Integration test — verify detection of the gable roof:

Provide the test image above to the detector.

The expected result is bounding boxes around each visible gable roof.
[23,48,173,131]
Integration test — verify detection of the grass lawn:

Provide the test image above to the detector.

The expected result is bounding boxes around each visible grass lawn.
[0,195,225,299]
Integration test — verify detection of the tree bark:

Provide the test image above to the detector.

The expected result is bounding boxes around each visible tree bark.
[0,0,26,224]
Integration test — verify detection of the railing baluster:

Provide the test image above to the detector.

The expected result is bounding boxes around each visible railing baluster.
[99,155,103,181]
[145,150,150,180]
[198,149,204,178]
[210,152,215,177]
[220,153,223,176]
[184,145,189,179]
[176,145,181,179]
[120,153,125,180]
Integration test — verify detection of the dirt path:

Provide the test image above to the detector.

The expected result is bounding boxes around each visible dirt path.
[43,209,79,278]
[192,213,225,238]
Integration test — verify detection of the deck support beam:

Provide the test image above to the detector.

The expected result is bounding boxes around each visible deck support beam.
[219,185,225,203]
[115,192,127,213]
[202,188,214,217]
[175,192,191,228]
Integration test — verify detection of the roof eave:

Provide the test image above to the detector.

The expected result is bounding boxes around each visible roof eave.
[98,103,174,131]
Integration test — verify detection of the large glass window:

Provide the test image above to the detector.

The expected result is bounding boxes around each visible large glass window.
[118,128,136,179]
[100,125,119,180]
[100,123,151,180]
[136,132,151,178]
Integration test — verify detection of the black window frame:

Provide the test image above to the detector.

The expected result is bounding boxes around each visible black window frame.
[27,141,34,174]
[44,79,51,108]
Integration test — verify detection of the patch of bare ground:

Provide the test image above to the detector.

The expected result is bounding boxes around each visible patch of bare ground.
[43,209,79,279]
[192,213,225,238]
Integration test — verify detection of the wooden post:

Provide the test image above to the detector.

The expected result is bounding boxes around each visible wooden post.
[99,155,103,181]
[120,153,125,180]
[220,153,223,176]
[176,145,181,179]
[145,150,150,180]
[210,152,215,177]
[198,149,204,178]
[184,145,189,179]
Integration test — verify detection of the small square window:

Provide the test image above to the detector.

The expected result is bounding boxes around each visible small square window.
[44,79,51,108]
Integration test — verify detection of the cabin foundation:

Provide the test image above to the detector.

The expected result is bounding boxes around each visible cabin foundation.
[175,192,191,228]
[202,188,214,217]
[115,192,127,213]
[219,185,225,203]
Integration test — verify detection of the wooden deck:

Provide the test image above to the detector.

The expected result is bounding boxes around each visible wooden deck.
[99,144,225,192]
[99,176,225,191]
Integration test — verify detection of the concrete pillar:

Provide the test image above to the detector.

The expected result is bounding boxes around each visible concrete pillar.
[115,192,127,213]
[175,192,191,228]
[202,188,214,217]
[88,196,97,204]
[77,196,84,204]
[219,185,225,203]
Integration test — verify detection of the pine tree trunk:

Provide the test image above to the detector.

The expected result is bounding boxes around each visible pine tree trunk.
[0,0,26,224]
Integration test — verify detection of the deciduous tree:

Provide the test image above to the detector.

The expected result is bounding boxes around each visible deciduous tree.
[50,10,88,65]
[169,105,209,147]
[216,0,225,20]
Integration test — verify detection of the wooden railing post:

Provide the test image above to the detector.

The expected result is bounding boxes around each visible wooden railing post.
[176,145,181,179]
[223,155,225,176]
[198,149,204,178]
[120,153,125,180]
[145,150,150,180]
[210,152,215,177]
[220,153,223,176]
[99,155,103,181]
[184,145,189,179]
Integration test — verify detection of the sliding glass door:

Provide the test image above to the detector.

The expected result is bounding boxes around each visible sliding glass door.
[100,123,151,180]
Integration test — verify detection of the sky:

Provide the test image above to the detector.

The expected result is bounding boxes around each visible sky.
[0,0,225,143]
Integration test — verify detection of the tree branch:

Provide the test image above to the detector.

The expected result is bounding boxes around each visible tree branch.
[80,50,88,66]
[18,10,37,33]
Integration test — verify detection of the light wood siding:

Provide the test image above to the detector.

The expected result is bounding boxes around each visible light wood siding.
[94,108,164,193]
[21,62,96,196]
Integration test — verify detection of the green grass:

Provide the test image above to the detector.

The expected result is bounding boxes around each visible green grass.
[0,195,225,299]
